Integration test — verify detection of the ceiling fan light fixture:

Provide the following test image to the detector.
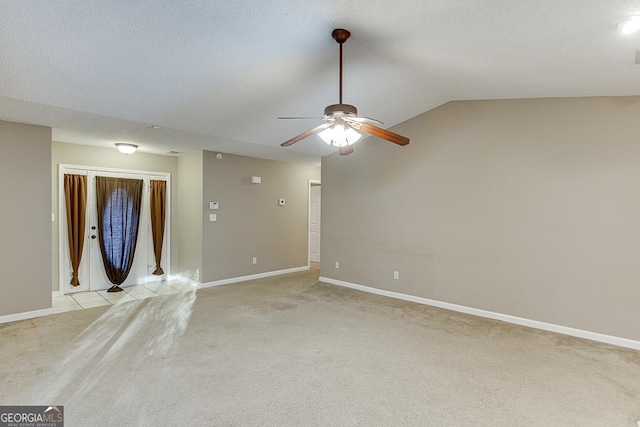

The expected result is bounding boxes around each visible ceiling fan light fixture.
[319,123,361,147]
[619,16,640,35]
[115,143,138,154]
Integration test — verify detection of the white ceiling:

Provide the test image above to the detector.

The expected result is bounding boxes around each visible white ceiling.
[1,1,639,165]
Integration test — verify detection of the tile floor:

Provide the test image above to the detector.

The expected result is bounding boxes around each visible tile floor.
[52,280,196,314]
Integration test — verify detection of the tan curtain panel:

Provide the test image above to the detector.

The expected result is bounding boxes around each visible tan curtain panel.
[95,176,143,289]
[64,174,87,286]
[150,180,166,275]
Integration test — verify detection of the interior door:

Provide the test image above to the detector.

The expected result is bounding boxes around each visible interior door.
[88,171,149,291]
[309,185,321,263]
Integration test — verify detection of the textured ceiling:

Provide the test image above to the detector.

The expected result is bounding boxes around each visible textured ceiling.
[1,0,639,164]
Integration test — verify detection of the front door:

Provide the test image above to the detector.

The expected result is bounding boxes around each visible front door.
[60,167,170,295]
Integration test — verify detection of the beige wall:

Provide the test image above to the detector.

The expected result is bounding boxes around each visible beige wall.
[202,151,320,283]
[178,151,204,281]
[321,96,640,342]
[52,142,179,291]
[0,120,51,316]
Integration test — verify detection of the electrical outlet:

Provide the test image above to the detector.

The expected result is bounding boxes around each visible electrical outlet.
[252,257,257,265]
[335,261,340,269]
[393,271,399,280]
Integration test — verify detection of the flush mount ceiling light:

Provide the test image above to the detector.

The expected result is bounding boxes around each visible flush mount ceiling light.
[619,16,640,35]
[115,143,138,154]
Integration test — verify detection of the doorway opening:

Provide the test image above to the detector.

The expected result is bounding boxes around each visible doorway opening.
[308,179,321,269]
[58,165,171,295]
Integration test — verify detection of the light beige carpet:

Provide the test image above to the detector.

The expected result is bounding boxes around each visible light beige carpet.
[1,268,639,426]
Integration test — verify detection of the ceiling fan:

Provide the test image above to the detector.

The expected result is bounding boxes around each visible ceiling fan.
[279,29,410,156]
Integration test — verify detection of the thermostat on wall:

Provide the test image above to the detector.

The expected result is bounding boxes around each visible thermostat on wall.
[278,198,285,206]
[251,176,261,184]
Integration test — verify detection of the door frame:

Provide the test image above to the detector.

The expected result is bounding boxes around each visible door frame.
[308,179,321,267]
[58,164,171,294]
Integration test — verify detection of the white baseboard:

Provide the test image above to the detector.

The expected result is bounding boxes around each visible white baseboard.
[181,266,310,289]
[319,276,640,351]
[0,308,54,325]
[52,291,61,298]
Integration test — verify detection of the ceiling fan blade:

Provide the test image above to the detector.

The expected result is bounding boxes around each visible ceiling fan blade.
[278,116,324,120]
[280,123,332,147]
[345,116,384,125]
[339,146,354,156]
[359,123,410,146]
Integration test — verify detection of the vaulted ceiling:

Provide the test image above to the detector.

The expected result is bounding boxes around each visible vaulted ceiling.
[1,1,639,164]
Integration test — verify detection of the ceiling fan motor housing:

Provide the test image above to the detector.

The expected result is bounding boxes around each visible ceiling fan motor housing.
[324,104,358,116]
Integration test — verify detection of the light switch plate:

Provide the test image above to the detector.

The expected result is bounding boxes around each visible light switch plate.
[209,213,217,222]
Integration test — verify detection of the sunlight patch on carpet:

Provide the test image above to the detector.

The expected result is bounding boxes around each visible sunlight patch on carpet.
[34,288,197,406]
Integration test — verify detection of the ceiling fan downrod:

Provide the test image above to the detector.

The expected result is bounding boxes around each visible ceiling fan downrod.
[332,29,351,105]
